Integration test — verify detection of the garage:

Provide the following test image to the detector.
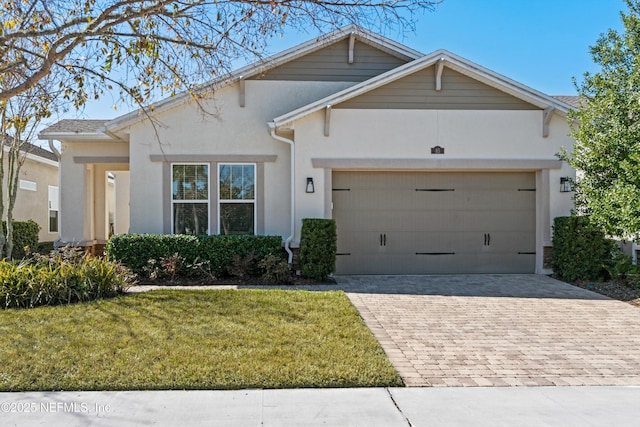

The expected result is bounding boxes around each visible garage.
[332,171,536,274]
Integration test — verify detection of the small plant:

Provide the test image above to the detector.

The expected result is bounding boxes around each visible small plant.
[1,247,135,309]
[185,259,217,281]
[228,252,259,280]
[259,254,292,285]
[160,253,185,282]
[603,252,635,279]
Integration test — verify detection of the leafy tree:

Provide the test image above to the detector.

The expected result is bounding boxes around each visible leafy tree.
[1,0,442,111]
[564,0,640,240]
[0,74,63,259]
[0,0,441,255]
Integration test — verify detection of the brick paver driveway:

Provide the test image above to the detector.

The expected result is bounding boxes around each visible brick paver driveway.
[337,275,640,387]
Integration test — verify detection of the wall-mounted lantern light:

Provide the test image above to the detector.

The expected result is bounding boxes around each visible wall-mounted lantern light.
[306,177,315,193]
[560,177,572,193]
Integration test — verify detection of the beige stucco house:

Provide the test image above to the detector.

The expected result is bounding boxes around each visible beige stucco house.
[39,25,578,274]
[6,143,59,242]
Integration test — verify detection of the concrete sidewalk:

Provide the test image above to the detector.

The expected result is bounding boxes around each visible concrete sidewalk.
[2,386,640,426]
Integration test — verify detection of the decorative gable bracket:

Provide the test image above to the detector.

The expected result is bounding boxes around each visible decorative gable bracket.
[348,33,356,64]
[543,107,555,138]
[239,76,246,107]
[435,58,445,91]
[324,105,332,137]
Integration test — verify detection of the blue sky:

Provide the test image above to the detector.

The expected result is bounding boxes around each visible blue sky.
[72,0,627,122]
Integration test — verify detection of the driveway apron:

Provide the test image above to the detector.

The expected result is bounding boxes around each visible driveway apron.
[338,275,640,387]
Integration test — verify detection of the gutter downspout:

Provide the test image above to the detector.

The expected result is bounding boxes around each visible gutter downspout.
[48,139,63,249]
[268,123,295,265]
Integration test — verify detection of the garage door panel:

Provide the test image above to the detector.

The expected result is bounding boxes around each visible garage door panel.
[336,209,466,232]
[332,171,536,274]
[336,253,535,274]
[461,211,536,232]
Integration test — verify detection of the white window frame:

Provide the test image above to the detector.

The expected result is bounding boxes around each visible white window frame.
[170,163,210,234]
[217,163,257,235]
[19,179,37,191]
[48,185,59,233]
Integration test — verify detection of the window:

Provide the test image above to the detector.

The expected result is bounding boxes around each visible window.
[218,164,255,235]
[172,164,209,234]
[48,186,59,233]
[19,180,37,191]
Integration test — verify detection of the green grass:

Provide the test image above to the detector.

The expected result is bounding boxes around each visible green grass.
[0,289,402,391]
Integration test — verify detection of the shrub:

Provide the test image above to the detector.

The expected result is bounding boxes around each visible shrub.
[551,216,616,281]
[36,241,55,255]
[107,233,284,279]
[299,218,336,281]
[198,235,283,277]
[1,248,134,309]
[259,254,292,285]
[2,220,40,260]
[106,234,200,273]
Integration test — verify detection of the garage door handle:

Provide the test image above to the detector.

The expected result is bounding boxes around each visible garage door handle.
[484,233,487,245]
[384,233,387,246]
[380,233,387,246]
[487,233,490,246]
[380,234,383,246]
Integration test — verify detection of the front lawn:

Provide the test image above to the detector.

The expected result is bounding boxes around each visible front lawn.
[0,289,402,391]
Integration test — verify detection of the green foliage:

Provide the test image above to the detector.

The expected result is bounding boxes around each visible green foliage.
[36,241,55,255]
[0,248,134,309]
[299,219,337,281]
[106,234,284,279]
[602,251,640,288]
[259,254,293,285]
[106,234,200,273]
[198,235,284,277]
[552,216,617,281]
[2,220,40,260]
[563,0,640,239]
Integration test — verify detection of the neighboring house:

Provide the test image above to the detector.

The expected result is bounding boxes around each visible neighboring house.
[4,142,59,243]
[39,25,578,274]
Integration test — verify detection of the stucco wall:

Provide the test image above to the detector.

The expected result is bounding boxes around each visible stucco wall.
[291,108,576,273]
[59,140,129,243]
[10,156,59,242]
[126,80,355,238]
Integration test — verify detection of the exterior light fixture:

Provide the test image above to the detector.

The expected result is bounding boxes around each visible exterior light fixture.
[306,177,315,193]
[560,177,572,193]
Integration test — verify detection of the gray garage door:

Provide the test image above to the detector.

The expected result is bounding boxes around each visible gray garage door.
[332,171,536,274]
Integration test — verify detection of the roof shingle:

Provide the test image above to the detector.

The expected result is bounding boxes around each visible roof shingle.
[39,119,109,135]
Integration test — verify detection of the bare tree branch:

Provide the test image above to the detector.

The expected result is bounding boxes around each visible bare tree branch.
[1,0,442,111]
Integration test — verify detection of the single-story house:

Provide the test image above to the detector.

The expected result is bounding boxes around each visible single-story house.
[39,25,578,274]
[4,142,59,243]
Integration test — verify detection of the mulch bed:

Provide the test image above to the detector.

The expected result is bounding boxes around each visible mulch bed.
[565,279,640,307]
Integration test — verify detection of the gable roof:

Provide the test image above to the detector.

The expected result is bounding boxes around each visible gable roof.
[39,119,111,140]
[271,49,574,129]
[1,133,58,164]
[104,25,423,133]
[552,96,581,109]
[23,142,58,162]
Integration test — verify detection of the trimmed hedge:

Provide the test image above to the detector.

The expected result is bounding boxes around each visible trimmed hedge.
[299,218,336,281]
[2,220,40,260]
[198,234,285,276]
[106,234,284,277]
[551,216,616,281]
[106,234,200,273]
